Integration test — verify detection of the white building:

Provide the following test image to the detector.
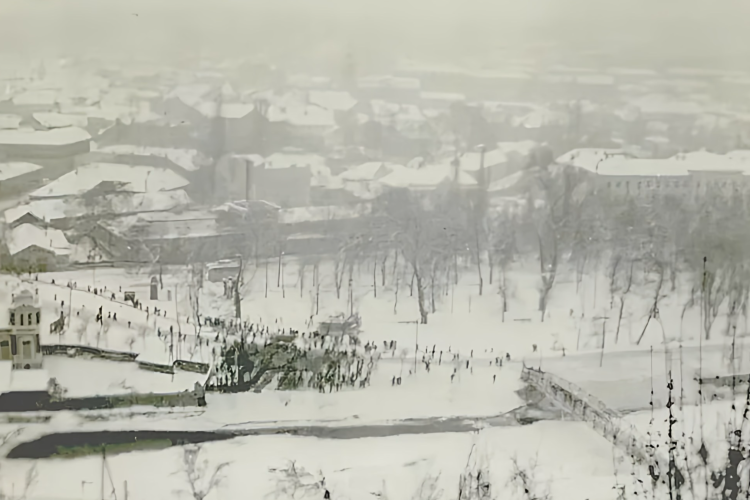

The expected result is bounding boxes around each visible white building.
[559,148,750,199]
[0,289,44,369]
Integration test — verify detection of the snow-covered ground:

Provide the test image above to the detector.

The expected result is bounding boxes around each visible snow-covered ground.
[0,255,742,500]
[0,422,628,500]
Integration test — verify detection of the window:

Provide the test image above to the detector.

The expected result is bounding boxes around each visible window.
[20,314,23,326]
[647,181,652,188]
[28,313,32,325]
[0,341,10,360]
[655,181,660,188]
[22,340,31,359]
[616,181,621,188]
[36,312,40,324]
[9,312,14,326]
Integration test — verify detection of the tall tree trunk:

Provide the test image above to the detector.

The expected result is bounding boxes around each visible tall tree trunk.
[372,259,378,298]
[415,270,428,324]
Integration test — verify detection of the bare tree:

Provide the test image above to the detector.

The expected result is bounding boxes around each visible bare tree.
[267,460,327,500]
[176,444,230,500]
[507,455,551,500]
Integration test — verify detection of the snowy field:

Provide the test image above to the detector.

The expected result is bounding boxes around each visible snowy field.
[1,256,743,500]
[0,422,629,500]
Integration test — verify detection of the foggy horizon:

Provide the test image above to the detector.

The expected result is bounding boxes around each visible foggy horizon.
[3,0,750,71]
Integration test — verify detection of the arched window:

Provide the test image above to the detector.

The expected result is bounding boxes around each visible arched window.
[36,312,40,324]
[20,313,24,326]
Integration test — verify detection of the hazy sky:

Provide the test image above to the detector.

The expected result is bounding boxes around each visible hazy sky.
[3,0,750,71]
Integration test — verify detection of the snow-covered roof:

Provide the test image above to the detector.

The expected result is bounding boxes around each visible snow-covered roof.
[378,163,477,189]
[7,223,71,256]
[308,91,357,112]
[165,84,213,108]
[286,75,332,89]
[556,148,632,171]
[588,152,750,177]
[193,101,255,119]
[94,145,202,171]
[30,163,188,198]
[488,170,525,192]
[264,153,326,170]
[0,162,43,181]
[340,162,405,182]
[33,112,88,129]
[103,210,220,240]
[8,368,51,393]
[0,114,22,130]
[267,104,336,128]
[420,91,466,102]
[370,100,426,127]
[278,203,372,224]
[455,149,508,172]
[5,190,192,224]
[0,127,91,146]
[12,89,58,106]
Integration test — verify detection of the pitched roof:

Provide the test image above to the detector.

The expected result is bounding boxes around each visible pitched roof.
[30,163,188,198]
[7,223,71,256]
[0,127,91,146]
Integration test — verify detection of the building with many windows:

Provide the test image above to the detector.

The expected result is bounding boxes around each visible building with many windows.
[557,148,750,199]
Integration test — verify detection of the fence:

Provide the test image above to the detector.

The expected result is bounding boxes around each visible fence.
[521,363,667,470]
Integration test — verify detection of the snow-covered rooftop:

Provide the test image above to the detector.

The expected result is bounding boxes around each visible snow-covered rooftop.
[378,163,477,189]
[584,151,750,177]
[340,162,405,182]
[7,368,51,393]
[488,170,525,192]
[32,112,88,129]
[420,91,466,102]
[0,161,43,181]
[455,149,509,172]
[267,104,336,128]
[0,127,91,146]
[4,190,192,224]
[308,91,358,112]
[30,163,189,198]
[6,223,71,256]
[12,89,58,106]
[194,101,256,119]
[556,148,632,171]
[165,84,213,108]
[264,153,326,170]
[94,145,202,171]
[0,114,22,130]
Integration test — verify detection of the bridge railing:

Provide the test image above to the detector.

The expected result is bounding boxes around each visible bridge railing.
[521,363,667,470]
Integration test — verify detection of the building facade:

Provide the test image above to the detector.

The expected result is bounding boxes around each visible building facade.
[0,289,43,369]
